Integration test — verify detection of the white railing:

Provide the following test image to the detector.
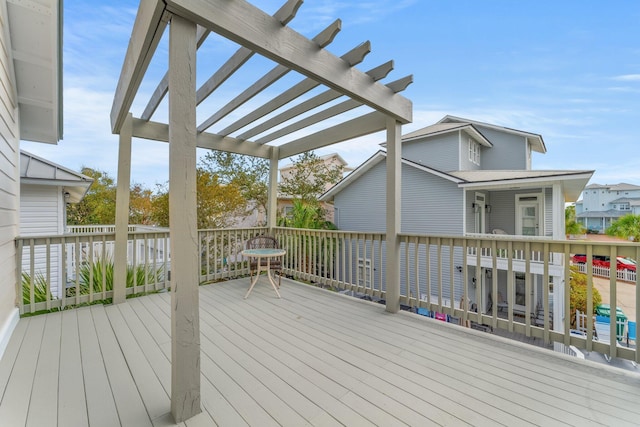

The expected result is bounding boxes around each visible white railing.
[198,227,269,282]
[17,227,640,363]
[17,230,170,314]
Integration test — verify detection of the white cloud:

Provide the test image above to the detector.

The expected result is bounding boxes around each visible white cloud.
[612,74,640,82]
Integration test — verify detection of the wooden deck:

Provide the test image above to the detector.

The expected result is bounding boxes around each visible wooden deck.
[2,278,640,426]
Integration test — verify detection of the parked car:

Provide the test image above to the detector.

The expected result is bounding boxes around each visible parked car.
[571,254,636,271]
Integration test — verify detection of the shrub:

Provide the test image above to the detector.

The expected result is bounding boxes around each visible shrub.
[66,259,164,297]
[569,266,602,327]
[21,271,52,305]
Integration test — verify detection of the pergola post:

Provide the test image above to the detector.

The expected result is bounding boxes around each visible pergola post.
[113,113,132,305]
[168,14,201,422]
[385,117,402,313]
[267,146,279,231]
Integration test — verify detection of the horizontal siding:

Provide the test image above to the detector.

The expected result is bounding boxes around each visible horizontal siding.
[475,126,527,170]
[0,0,18,349]
[402,132,460,171]
[20,185,62,235]
[334,161,387,232]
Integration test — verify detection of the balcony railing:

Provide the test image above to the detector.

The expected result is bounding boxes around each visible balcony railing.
[17,230,170,313]
[16,227,640,364]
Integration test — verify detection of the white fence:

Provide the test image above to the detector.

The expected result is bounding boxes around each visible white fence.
[571,262,637,282]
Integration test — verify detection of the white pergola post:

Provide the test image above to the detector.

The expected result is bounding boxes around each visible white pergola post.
[385,117,402,313]
[552,183,564,239]
[113,113,132,305]
[267,146,279,231]
[168,14,201,422]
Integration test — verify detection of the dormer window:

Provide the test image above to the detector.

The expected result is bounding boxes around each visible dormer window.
[468,138,480,165]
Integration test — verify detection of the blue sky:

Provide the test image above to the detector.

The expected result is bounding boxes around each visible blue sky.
[21,0,640,192]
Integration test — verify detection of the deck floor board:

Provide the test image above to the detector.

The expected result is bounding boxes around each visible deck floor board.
[2,278,640,426]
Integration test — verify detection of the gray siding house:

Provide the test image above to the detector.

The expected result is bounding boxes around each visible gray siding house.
[322,116,593,325]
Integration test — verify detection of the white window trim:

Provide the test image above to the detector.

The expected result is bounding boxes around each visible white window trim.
[468,138,480,165]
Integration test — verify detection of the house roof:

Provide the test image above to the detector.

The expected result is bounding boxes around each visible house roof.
[8,0,63,143]
[20,150,93,203]
[400,123,493,147]
[610,197,640,205]
[279,152,352,172]
[453,169,594,201]
[321,152,593,202]
[585,183,640,191]
[576,209,626,219]
[437,115,546,154]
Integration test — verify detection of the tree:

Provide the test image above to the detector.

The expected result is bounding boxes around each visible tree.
[129,183,155,225]
[278,152,343,203]
[199,151,269,217]
[606,214,640,241]
[278,199,337,230]
[67,168,117,225]
[569,266,602,327]
[151,168,247,229]
[565,205,585,235]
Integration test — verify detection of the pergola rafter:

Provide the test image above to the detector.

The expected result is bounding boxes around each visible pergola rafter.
[109,0,413,422]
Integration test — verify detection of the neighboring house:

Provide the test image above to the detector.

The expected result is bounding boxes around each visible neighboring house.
[321,115,593,328]
[0,0,62,357]
[278,152,351,223]
[575,183,640,233]
[19,150,93,297]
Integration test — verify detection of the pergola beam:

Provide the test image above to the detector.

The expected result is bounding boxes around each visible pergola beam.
[165,0,412,123]
[131,118,272,158]
[239,59,392,142]
[110,0,168,133]
[194,0,303,109]
[197,19,342,133]
[220,45,382,138]
[256,75,413,145]
[140,25,211,121]
[278,111,388,159]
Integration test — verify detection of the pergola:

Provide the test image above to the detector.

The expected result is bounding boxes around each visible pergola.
[110,0,412,422]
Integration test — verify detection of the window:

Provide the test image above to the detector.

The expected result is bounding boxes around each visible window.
[358,258,372,288]
[468,138,480,165]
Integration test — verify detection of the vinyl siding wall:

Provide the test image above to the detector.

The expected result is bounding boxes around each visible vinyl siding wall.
[333,160,464,300]
[0,2,20,353]
[474,126,527,170]
[401,133,460,171]
[19,185,63,296]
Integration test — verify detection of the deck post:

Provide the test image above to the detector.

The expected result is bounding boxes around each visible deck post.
[113,113,132,304]
[267,146,279,232]
[168,14,201,422]
[385,117,402,313]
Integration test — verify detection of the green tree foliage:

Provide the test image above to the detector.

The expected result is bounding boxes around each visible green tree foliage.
[606,214,640,241]
[67,168,117,225]
[151,168,247,229]
[278,152,343,203]
[569,266,602,327]
[199,151,269,216]
[278,199,337,230]
[67,167,157,226]
[565,205,585,235]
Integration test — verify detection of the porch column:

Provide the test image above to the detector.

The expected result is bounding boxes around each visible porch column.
[552,183,564,239]
[385,117,402,313]
[267,146,279,231]
[168,14,201,422]
[113,113,132,305]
